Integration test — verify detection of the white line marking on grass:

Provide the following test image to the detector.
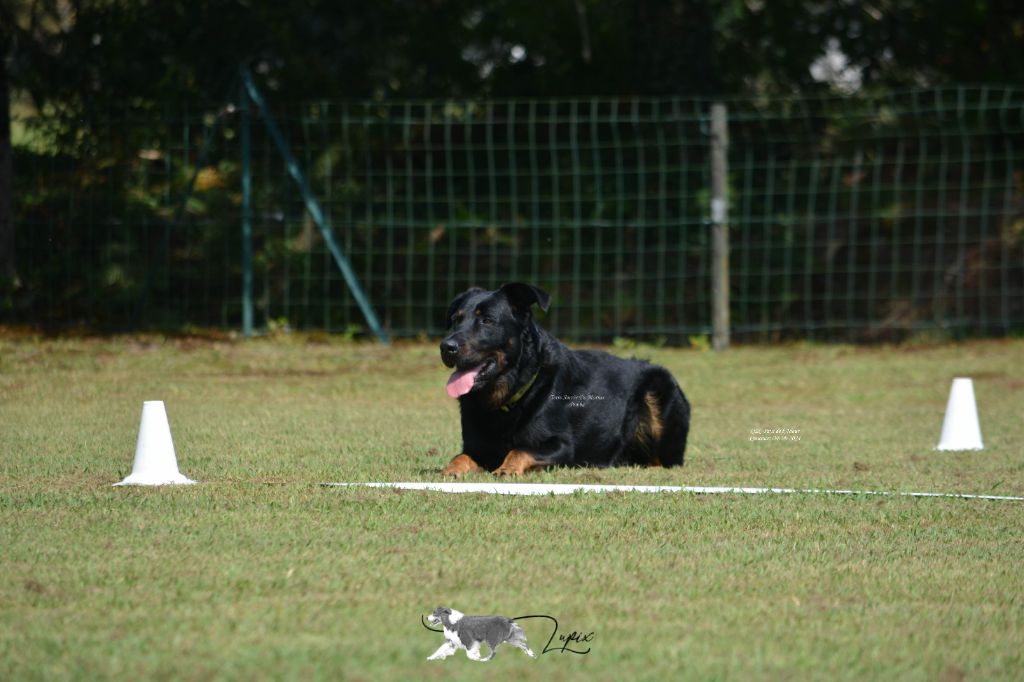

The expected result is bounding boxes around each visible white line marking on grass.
[321,481,1024,501]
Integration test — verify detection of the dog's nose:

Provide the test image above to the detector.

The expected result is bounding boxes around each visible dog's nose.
[440,339,459,356]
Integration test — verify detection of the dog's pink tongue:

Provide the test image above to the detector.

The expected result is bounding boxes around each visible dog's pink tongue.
[446,366,482,398]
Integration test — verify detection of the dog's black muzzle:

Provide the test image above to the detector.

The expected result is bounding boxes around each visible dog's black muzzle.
[440,337,460,368]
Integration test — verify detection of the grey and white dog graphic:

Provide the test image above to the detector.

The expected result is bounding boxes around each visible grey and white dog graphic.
[425,607,536,661]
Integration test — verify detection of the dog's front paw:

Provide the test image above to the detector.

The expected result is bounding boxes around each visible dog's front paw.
[441,453,484,478]
[494,449,543,477]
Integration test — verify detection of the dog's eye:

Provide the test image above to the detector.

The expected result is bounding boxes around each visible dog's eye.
[481,316,496,325]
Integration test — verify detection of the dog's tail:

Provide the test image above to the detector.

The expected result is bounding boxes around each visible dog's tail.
[507,622,536,657]
[624,367,690,467]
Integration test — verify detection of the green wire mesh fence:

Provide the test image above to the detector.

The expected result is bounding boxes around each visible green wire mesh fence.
[726,87,1024,341]
[11,86,1024,342]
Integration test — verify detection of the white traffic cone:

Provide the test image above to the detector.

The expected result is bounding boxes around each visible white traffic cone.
[936,378,984,451]
[114,401,196,486]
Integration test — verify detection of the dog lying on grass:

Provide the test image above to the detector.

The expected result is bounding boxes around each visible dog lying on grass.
[439,282,690,476]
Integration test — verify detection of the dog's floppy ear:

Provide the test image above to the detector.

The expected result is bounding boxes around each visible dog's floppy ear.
[499,282,551,315]
[445,288,485,328]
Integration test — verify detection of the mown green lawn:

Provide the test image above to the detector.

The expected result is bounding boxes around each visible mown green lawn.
[1,333,1022,680]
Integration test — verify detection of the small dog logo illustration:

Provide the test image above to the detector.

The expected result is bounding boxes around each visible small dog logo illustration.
[424,607,535,661]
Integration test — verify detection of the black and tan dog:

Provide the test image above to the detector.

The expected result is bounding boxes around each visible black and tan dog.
[440,282,690,476]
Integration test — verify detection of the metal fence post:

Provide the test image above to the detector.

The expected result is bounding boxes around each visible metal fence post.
[240,66,389,344]
[239,79,255,338]
[710,102,730,350]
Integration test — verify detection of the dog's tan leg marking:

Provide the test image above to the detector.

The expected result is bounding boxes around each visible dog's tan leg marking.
[494,449,547,477]
[441,453,485,477]
[632,391,664,466]
[644,391,664,441]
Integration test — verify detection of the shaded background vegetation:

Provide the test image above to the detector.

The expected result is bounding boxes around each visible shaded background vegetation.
[2,1,1023,340]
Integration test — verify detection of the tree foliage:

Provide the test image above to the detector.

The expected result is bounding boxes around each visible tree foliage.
[2,0,1023,331]
[5,0,1024,111]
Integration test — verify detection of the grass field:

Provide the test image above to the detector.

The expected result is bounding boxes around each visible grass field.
[2,332,1023,680]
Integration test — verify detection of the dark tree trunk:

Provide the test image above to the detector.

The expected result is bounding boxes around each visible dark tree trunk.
[0,53,14,285]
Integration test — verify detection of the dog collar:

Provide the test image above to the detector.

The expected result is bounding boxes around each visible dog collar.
[500,370,540,412]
